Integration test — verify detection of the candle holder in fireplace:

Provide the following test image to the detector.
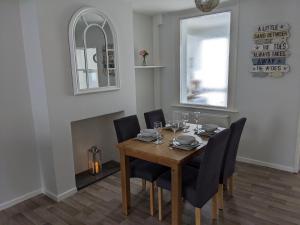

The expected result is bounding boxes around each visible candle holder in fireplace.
[88,146,102,175]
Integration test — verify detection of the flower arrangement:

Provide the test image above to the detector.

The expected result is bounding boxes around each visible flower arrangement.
[139,49,149,66]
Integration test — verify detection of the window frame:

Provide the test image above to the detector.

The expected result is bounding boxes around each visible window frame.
[178,6,239,112]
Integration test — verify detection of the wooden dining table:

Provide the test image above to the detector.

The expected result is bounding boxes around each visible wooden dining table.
[116,124,209,225]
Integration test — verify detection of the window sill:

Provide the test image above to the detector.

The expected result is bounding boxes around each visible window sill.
[172,104,239,113]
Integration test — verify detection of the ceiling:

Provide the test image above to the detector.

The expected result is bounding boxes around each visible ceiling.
[124,0,196,15]
[123,0,233,15]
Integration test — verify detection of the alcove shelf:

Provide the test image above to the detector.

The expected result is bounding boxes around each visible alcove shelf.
[134,65,165,69]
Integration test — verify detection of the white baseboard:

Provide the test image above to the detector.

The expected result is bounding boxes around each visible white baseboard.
[42,189,57,201]
[56,187,77,201]
[237,156,297,173]
[0,186,77,211]
[43,187,77,202]
[0,189,42,211]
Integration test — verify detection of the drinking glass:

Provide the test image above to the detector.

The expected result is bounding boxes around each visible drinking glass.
[154,121,163,145]
[182,112,190,133]
[193,112,201,132]
[172,111,182,123]
[170,120,180,145]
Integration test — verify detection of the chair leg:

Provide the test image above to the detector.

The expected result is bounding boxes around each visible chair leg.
[158,187,163,221]
[149,182,155,216]
[142,179,146,190]
[211,194,218,220]
[228,176,234,195]
[218,184,224,210]
[195,207,201,225]
[154,182,158,191]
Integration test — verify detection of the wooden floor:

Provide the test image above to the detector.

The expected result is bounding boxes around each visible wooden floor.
[1,162,300,225]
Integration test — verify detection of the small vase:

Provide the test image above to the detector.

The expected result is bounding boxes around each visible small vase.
[142,57,147,66]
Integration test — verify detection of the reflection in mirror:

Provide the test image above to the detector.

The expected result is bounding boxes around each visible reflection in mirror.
[69,8,119,95]
[85,26,104,88]
[109,70,116,86]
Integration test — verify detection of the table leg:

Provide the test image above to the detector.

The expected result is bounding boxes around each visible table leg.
[120,151,130,216]
[171,164,182,225]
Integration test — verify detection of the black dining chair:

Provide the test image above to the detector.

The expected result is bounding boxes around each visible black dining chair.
[187,118,247,210]
[218,118,246,209]
[113,115,168,216]
[144,109,166,129]
[156,129,230,225]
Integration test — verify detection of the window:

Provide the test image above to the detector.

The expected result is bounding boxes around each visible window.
[180,12,231,108]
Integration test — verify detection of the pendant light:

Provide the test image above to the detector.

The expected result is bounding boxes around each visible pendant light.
[195,0,220,12]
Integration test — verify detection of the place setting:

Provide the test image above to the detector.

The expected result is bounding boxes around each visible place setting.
[135,121,164,144]
[170,134,202,151]
[134,110,220,151]
[194,123,221,138]
[166,111,203,151]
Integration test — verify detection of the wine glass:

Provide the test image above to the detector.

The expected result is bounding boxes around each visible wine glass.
[182,112,190,133]
[170,120,180,145]
[193,112,201,132]
[173,110,182,128]
[172,111,182,122]
[154,121,163,145]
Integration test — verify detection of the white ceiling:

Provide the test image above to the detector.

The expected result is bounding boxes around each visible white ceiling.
[124,0,195,15]
[123,0,233,15]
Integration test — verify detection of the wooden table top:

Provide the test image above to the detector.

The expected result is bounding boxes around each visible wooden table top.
[116,124,209,167]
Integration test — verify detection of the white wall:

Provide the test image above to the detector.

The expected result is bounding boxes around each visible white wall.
[0,0,41,207]
[133,13,155,128]
[235,0,300,172]
[159,0,300,172]
[32,0,137,196]
[19,0,58,197]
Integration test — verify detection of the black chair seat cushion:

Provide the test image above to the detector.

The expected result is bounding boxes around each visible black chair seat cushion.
[130,159,169,182]
[157,165,196,190]
[157,165,203,207]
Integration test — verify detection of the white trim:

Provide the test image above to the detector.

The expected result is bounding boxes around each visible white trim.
[0,189,42,211]
[237,156,297,173]
[172,104,238,113]
[134,65,165,69]
[294,112,300,172]
[153,14,163,109]
[178,5,239,111]
[73,87,120,96]
[43,187,77,202]
[69,7,120,96]
[56,188,77,201]
[42,189,57,202]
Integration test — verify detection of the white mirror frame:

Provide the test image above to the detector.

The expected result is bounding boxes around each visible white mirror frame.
[69,7,120,95]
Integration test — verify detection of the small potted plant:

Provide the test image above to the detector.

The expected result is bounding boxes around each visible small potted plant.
[139,49,149,66]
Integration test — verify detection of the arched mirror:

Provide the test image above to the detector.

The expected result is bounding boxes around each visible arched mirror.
[69,8,119,95]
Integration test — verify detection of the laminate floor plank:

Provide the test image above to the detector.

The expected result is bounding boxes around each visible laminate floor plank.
[1,162,300,225]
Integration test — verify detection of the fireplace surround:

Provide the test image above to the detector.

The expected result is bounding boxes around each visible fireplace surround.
[71,111,123,189]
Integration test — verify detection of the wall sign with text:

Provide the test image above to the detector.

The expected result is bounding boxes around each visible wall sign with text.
[251,23,290,78]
